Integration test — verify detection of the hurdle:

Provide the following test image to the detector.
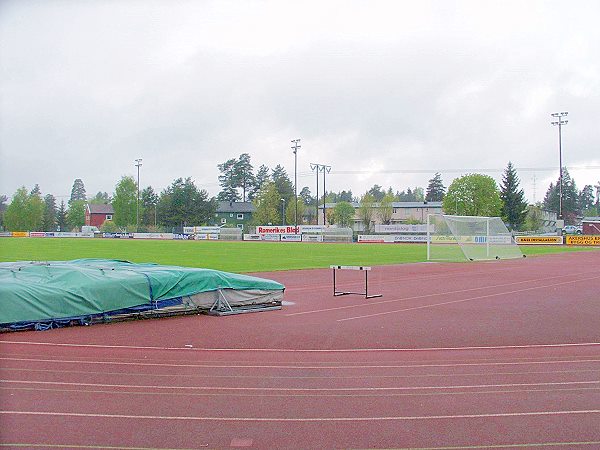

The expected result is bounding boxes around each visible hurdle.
[330,265,382,299]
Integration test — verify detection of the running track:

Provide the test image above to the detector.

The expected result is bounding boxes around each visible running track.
[1,251,600,449]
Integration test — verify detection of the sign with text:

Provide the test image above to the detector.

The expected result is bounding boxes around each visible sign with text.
[257,225,299,234]
[566,235,600,246]
[243,234,262,241]
[515,236,563,245]
[374,224,432,233]
[281,234,302,242]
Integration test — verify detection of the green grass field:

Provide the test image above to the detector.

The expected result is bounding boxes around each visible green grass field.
[0,238,597,273]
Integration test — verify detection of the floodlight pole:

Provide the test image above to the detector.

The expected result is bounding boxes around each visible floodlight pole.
[322,165,331,225]
[551,112,568,220]
[135,158,142,232]
[291,139,301,233]
[281,198,285,226]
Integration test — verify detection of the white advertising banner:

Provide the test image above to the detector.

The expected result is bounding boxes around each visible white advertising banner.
[359,234,428,243]
[298,225,327,233]
[243,234,262,241]
[133,233,174,240]
[301,234,324,242]
[261,233,281,241]
[54,232,94,238]
[281,234,302,242]
[195,226,222,234]
[374,224,432,233]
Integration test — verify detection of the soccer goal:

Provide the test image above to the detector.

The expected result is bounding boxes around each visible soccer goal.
[427,214,524,261]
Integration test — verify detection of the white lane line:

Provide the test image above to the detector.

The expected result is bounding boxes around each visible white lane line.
[2,379,600,392]
[286,271,600,317]
[1,409,600,421]
[3,341,600,353]
[4,385,600,399]
[2,356,600,370]
[338,275,600,322]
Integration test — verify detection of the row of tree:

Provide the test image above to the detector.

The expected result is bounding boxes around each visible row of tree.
[1,157,597,232]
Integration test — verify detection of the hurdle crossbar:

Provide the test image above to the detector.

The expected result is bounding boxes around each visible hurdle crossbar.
[330,265,382,299]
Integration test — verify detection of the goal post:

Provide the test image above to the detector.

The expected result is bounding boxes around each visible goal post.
[427,214,523,262]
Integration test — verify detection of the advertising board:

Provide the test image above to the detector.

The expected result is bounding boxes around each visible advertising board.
[243,234,262,241]
[133,233,174,240]
[374,224,432,233]
[281,234,302,242]
[261,233,281,241]
[566,235,600,246]
[301,234,323,242]
[257,225,299,234]
[11,232,28,237]
[515,236,563,245]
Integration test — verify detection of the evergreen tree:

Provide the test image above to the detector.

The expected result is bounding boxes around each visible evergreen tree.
[500,161,528,230]
[158,177,216,228]
[425,173,445,202]
[271,165,294,203]
[543,168,580,223]
[234,153,255,202]
[42,194,58,231]
[67,200,86,230]
[217,158,241,202]
[579,185,596,215]
[69,179,86,205]
[367,184,384,202]
[89,191,111,204]
[250,164,270,200]
[299,186,314,206]
[252,182,281,225]
[56,200,68,231]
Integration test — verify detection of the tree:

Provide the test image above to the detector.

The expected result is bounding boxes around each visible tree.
[426,173,446,202]
[234,153,255,202]
[4,187,29,231]
[271,165,294,203]
[112,176,138,228]
[299,186,314,206]
[250,164,270,200]
[42,194,58,231]
[0,194,7,230]
[286,198,306,225]
[524,204,543,232]
[443,174,502,217]
[579,185,596,216]
[358,193,376,233]
[543,168,580,224]
[378,192,395,225]
[333,201,355,227]
[89,192,111,204]
[140,186,159,227]
[217,158,241,202]
[56,200,68,232]
[252,182,281,225]
[158,177,216,228]
[27,186,44,231]
[499,162,528,230]
[67,200,86,230]
[367,184,384,202]
[69,179,86,205]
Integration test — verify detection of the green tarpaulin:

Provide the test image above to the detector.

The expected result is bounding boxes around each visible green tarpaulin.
[0,259,284,326]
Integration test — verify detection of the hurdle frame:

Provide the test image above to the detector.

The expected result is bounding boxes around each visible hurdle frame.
[330,265,382,299]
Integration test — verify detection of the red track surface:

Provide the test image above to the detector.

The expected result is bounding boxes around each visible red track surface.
[1,251,600,449]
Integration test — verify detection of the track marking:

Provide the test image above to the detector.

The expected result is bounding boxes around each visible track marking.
[3,379,599,392]
[338,275,600,322]
[2,356,600,369]
[2,409,600,421]
[1,442,599,450]
[3,341,600,353]
[285,271,600,317]
[4,385,600,398]
[3,366,598,380]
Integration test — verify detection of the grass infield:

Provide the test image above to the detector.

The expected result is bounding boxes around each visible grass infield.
[0,238,596,273]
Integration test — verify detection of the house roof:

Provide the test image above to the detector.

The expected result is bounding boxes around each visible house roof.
[87,204,114,214]
[216,201,256,213]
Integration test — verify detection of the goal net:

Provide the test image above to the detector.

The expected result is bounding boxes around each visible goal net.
[427,214,523,261]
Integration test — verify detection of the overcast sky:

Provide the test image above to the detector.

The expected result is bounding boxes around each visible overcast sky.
[1,0,599,204]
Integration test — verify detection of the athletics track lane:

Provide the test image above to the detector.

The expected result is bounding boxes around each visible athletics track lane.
[1,251,600,448]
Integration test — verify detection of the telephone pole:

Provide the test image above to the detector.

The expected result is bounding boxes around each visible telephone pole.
[291,139,301,233]
[310,163,331,225]
[551,112,568,220]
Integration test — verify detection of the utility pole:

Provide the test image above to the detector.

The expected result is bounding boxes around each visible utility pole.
[310,163,331,225]
[551,112,568,220]
[281,198,286,226]
[135,158,142,232]
[291,139,301,233]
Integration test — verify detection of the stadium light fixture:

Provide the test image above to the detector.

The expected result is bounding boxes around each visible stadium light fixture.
[551,112,568,220]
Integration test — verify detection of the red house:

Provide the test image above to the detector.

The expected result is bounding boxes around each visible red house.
[85,204,114,228]
[582,217,600,235]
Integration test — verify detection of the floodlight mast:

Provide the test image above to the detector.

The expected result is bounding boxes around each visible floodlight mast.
[310,163,331,225]
[291,139,301,233]
[551,112,568,220]
[135,158,142,232]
